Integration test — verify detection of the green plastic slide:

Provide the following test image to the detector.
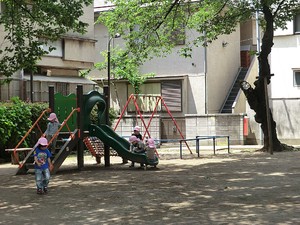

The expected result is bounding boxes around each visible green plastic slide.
[89,124,158,166]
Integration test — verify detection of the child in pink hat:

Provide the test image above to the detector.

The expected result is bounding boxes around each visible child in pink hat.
[44,113,61,154]
[132,125,142,140]
[145,138,157,161]
[33,137,53,194]
[129,135,145,168]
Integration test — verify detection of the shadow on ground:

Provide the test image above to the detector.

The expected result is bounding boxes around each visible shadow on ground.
[0,151,299,225]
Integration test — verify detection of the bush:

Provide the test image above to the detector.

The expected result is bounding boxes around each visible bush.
[90,106,117,127]
[0,98,48,161]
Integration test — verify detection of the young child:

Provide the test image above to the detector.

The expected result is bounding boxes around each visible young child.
[44,113,61,154]
[145,138,157,161]
[129,135,145,168]
[34,137,53,195]
[132,125,142,140]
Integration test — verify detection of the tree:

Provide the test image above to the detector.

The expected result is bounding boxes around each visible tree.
[98,0,300,152]
[94,48,154,94]
[0,0,93,83]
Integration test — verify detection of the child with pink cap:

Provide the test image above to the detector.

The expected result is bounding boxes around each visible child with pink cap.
[129,135,145,168]
[44,112,62,154]
[33,137,53,195]
[132,125,142,140]
[145,138,157,161]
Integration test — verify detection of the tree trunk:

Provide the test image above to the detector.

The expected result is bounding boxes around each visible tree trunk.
[241,79,283,152]
[240,3,284,152]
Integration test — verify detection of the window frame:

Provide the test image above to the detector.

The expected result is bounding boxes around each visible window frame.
[294,13,300,34]
[293,70,300,86]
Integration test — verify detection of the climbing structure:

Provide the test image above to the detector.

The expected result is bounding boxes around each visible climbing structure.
[10,86,159,175]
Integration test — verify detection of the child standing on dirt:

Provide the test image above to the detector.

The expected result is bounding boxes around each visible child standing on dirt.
[34,137,53,195]
[44,113,61,154]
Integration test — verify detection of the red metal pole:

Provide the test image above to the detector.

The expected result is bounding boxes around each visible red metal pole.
[160,97,193,154]
[114,94,134,131]
[132,95,151,139]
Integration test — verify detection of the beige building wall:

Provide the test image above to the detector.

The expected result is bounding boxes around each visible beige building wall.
[207,25,241,113]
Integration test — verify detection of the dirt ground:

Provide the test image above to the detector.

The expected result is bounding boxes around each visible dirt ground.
[0,147,300,225]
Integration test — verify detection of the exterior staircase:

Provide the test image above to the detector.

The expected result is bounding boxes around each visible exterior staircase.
[220,67,248,113]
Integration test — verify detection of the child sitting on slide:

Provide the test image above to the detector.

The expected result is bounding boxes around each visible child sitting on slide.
[145,138,158,162]
[129,135,145,168]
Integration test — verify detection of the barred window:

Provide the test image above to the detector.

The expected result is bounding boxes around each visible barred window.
[161,81,182,112]
[127,80,182,112]
[56,83,69,96]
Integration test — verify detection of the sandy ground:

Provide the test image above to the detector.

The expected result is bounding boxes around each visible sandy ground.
[0,147,300,225]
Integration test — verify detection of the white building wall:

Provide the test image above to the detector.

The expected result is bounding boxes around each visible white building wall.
[269,21,300,144]
[271,35,300,98]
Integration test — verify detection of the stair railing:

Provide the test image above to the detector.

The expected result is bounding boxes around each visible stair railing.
[219,67,243,113]
[47,108,80,147]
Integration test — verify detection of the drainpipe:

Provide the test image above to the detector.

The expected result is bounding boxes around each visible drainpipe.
[204,31,208,114]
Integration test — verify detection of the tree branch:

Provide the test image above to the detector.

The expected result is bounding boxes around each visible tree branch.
[154,0,180,31]
[273,0,285,18]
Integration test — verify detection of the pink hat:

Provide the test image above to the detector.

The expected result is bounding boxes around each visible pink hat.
[37,137,48,146]
[133,126,140,132]
[48,113,59,122]
[129,135,139,143]
[148,138,155,148]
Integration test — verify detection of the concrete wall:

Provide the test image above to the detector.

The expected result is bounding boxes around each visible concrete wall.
[186,114,245,145]
[113,113,246,146]
[271,99,300,144]
[113,115,160,142]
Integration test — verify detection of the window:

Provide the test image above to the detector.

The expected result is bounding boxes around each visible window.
[294,14,300,34]
[170,27,186,45]
[127,80,182,112]
[56,83,69,96]
[40,40,63,57]
[127,83,161,112]
[294,71,300,86]
[161,81,182,112]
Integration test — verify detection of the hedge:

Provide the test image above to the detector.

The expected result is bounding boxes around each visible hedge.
[0,97,48,161]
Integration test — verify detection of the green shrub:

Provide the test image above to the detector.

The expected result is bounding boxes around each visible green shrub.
[0,98,48,161]
[90,106,117,127]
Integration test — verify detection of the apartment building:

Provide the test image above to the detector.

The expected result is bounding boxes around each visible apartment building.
[0,3,97,102]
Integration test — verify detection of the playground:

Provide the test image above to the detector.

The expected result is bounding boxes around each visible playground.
[0,149,300,224]
[2,86,300,224]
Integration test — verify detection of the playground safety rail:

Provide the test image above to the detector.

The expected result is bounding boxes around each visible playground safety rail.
[179,135,230,159]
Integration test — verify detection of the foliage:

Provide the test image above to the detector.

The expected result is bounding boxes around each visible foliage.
[98,0,300,59]
[0,0,93,82]
[90,106,118,127]
[94,48,154,94]
[0,98,48,160]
